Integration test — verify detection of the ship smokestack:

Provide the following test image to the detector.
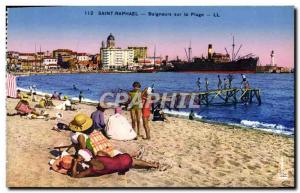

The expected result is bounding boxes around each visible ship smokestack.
[208,44,213,60]
[270,50,275,66]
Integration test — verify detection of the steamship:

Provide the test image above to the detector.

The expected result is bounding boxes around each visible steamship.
[170,37,259,73]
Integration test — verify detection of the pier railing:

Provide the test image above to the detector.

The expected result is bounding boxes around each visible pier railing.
[182,88,262,106]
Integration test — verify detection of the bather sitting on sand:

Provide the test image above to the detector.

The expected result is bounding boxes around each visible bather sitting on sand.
[38,95,55,109]
[105,107,137,141]
[55,96,76,111]
[70,149,159,178]
[152,103,168,122]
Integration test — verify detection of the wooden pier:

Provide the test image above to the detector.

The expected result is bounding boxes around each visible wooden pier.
[182,88,262,106]
[166,88,261,109]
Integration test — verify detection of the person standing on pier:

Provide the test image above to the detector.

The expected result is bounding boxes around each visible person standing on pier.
[241,74,247,89]
[241,74,247,82]
[217,75,222,90]
[196,78,201,91]
[205,77,209,91]
[227,74,233,88]
[223,78,228,89]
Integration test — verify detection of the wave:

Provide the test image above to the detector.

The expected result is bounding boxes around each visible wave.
[163,109,203,120]
[163,109,293,136]
[240,120,294,136]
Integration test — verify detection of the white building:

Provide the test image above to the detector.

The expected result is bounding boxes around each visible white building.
[101,48,134,69]
[19,53,35,60]
[77,54,91,62]
[43,58,59,69]
[100,33,135,70]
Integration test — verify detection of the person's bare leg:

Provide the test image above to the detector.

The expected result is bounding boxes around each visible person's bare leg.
[142,117,150,140]
[130,110,137,133]
[135,109,141,136]
[132,158,159,169]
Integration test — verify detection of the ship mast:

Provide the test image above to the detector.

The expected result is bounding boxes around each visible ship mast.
[153,45,156,68]
[188,41,192,62]
[232,36,235,61]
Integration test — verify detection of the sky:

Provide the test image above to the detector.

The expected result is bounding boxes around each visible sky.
[7,6,294,67]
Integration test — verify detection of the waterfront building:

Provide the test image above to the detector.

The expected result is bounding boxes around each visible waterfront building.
[52,49,75,58]
[43,57,59,69]
[101,48,134,69]
[6,51,20,71]
[76,53,91,61]
[18,53,35,61]
[127,46,147,62]
[100,33,134,70]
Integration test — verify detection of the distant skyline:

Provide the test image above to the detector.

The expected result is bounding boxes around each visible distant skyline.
[7,6,294,67]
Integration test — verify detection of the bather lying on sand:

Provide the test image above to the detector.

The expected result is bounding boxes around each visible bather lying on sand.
[71,149,159,178]
[7,95,50,119]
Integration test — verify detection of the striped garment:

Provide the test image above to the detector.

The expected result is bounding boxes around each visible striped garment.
[6,73,17,98]
[89,130,114,157]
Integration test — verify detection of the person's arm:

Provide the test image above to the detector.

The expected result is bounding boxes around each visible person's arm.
[99,112,106,128]
[50,158,68,175]
[71,159,91,178]
[78,135,87,149]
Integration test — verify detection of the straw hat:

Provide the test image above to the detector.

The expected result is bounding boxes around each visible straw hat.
[69,113,93,132]
[20,94,29,102]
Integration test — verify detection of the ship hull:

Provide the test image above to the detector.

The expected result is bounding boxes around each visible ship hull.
[171,58,258,73]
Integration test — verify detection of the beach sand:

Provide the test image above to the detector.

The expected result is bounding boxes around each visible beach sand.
[6,97,294,187]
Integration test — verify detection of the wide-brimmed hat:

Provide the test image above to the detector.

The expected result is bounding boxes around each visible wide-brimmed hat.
[69,113,93,132]
[20,94,29,102]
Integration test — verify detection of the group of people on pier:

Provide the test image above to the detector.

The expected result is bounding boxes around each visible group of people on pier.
[196,74,250,91]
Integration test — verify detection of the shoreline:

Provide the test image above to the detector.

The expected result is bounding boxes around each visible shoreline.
[166,112,293,138]
[14,89,294,137]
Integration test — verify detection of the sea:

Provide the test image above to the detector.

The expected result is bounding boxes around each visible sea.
[16,72,295,136]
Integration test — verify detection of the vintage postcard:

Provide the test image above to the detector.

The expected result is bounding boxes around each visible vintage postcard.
[6,6,295,188]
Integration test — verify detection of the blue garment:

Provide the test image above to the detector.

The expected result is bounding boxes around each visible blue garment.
[91,110,106,130]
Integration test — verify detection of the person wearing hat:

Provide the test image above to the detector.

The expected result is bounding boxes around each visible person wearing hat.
[69,113,94,154]
[69,114,144,158]
[90,103,107,134]
[70,149,160,178]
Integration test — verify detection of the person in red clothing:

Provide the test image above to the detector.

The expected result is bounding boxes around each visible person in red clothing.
[141,87,152,140]
[70,149,159,178]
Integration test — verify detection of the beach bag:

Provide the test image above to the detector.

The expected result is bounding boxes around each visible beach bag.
[105,114,137,141]
[86,130,115,157]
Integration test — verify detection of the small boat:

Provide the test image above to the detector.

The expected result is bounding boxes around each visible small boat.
[137,67,156,73]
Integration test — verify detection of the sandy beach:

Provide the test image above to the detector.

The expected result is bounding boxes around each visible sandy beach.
[6,97,294,187]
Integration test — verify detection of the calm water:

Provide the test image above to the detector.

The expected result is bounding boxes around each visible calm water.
[17,72,295,135]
